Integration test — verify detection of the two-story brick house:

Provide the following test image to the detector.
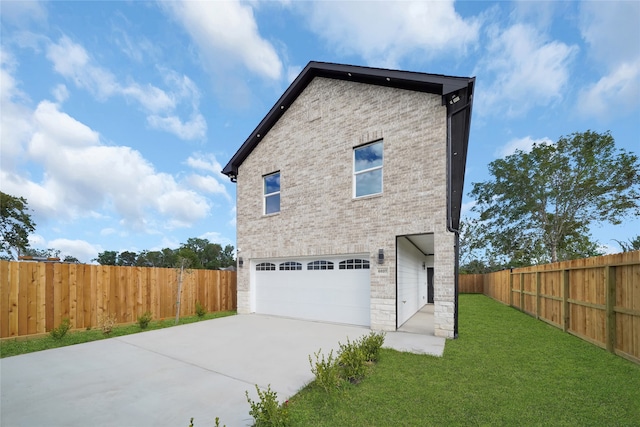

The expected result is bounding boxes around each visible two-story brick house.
[222,62,474,338]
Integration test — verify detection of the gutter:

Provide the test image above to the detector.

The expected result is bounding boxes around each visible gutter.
[445,87,474,339]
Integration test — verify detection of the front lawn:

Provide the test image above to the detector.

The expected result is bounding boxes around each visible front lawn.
[288,295,640,426]
[0,311,236,358]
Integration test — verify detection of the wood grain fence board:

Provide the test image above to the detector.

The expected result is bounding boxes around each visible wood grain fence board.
[0,261,9,337]
[27,263,38,335]
[68,264,77,329]
[75,264,85,329]
[45,264,54,332]
[36,263,46,334]
[17,263,28,336]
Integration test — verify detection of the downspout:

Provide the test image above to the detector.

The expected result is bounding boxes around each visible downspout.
[446,113,460,339]
[446,94,473,339]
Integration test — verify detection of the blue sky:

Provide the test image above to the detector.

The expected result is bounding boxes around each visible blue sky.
[1,1,638,263]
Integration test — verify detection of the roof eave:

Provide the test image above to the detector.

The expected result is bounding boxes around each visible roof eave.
[222,61,475,179]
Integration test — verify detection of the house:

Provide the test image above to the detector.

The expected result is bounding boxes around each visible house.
[222,62,474,338]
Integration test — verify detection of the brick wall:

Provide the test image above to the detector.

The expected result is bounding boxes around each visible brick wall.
[235,77,455,337]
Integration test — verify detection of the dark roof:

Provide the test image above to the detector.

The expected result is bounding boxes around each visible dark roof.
[222,61,474,230]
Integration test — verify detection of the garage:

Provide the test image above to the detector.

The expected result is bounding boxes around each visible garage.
[252,255,371,326]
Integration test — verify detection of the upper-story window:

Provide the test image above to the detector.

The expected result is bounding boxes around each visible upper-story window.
[263,172,280,214]
[354,140,383,197]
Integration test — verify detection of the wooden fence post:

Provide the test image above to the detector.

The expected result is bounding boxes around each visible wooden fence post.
[519,273,525,312]
[536,272,541,319]
[605,266,616,353]
[509,271,513,307]
[562,269,570,333]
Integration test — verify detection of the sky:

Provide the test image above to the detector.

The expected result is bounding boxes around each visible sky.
[1,0,639,263]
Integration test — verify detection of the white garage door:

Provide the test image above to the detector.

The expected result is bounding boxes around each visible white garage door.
[254,256,370,326]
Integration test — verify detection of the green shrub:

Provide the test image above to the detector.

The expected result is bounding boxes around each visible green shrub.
[187,417,226,427]
[195,301,206,318]
[50,318,71,340]
[98,313,117,335]
[338,337,367,383]
[137,311,152,329]
[246,384,290,427]
[309,349,342,392]
[359,331,386,362]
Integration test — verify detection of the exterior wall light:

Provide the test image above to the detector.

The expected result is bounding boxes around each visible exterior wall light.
[378,249,384,264]
[238,257,244,268]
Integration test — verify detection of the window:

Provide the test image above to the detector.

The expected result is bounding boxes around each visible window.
[263,172,280,214]
[256,262,276,271]
[354,141,383,197]
[279,261,302,271]
[307,260,334,270]
[339,259,370,270]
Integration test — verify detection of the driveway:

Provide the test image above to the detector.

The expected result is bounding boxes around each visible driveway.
[1,314,445,427]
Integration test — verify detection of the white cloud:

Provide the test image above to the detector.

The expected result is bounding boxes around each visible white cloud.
[48,238,102,263]
[0,0,47,27]
[579,1,640,66]
[0,93,213,231]
[598,243,620,256]
[161,0,282,80]
[51,84,69,103]
[0,49,33,172]
[186,152,224,175]
[286,65,303,84]
[45,36,206,140]
[147,114,207,140]
[199,231,234,248]
[301,1,480,67]
[185,174,229,199]
[577,2,640,120]
[577,61,640,120]
[495,136,553,158]
[475,23,578,117]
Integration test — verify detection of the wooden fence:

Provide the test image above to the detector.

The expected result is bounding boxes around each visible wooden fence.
[0,261,236,339]
[459,251,640,364]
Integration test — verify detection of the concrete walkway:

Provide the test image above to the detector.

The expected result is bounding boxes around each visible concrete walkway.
[1,314,445,427]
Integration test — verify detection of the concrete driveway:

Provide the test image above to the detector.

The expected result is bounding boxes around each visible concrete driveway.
[1,314,445,427]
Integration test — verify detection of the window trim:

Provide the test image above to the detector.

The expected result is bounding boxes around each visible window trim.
[279,261,302,271]
[256,262,276,271]
[353,140,383,198]
[339,259,370,270]
[263,171,281,215]
[307,260,334,270]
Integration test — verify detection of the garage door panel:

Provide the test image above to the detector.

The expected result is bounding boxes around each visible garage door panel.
[254,256,370,326]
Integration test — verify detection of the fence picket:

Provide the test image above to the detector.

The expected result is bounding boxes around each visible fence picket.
[0,261,236,339]
[460,251,640,364]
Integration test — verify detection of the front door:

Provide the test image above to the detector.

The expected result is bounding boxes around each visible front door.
[427,268,434,303]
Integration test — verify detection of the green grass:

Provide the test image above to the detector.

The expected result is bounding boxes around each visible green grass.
[289,295,640,426]
[0,311,236,358]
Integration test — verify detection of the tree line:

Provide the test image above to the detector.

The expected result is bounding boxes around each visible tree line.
[93,238,235,269]
[0,192,234,269]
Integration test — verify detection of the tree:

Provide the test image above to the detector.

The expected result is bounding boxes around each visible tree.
[117,251,138,266]
[613,236,640,252]
[94,250,118,265]
[23,248,61,259]
[470,130,639,265]
[0,192,36,259]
